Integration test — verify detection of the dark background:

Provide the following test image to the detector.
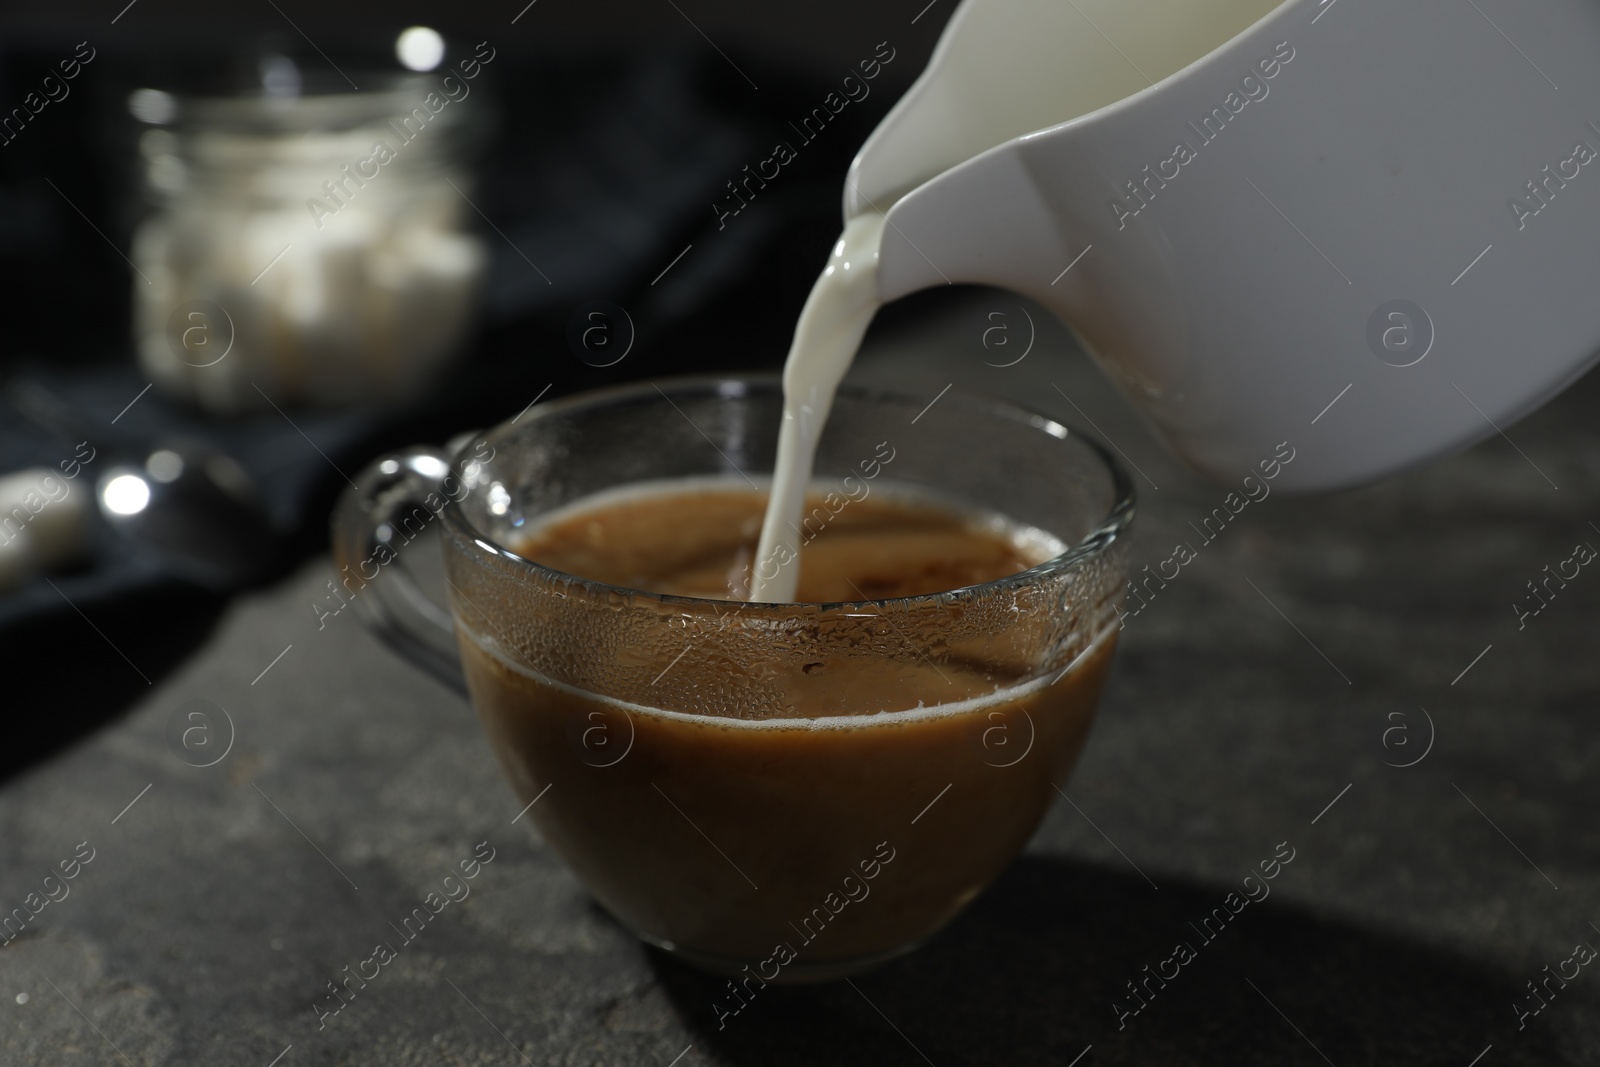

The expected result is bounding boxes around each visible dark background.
[0,0,945,363]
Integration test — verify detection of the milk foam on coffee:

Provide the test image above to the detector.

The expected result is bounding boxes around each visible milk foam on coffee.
[749,213,886,602]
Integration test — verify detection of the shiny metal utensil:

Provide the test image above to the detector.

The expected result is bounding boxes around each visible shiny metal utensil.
[7,376,279,589]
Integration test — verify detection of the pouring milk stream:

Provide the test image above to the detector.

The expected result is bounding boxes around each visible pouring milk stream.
[750,0,1600,600]
[748,214,885,602]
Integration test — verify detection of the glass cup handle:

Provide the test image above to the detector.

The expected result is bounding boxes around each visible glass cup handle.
[330,446,467,695]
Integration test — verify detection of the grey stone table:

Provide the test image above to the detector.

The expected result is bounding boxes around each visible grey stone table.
[4,291,1598,1065]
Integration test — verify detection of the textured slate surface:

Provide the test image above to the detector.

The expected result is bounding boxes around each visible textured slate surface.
[3,291,1597,1065]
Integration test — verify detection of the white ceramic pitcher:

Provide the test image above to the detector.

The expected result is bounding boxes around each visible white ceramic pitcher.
[849,0,1600,489]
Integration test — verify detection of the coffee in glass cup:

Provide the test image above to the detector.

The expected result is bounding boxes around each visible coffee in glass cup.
[333,377,1132,981]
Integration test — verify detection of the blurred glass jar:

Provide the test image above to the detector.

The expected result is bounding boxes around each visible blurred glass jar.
[129,70,489,413]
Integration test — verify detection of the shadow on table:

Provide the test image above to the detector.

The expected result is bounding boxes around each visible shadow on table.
[0,575,226,784]
[649,854,1554,1066]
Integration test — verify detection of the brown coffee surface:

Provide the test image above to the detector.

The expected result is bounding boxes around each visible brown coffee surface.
[458,485,1116,977]
[509,484,1041,602]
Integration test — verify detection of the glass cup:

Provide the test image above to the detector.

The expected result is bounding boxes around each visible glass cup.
[332,376,1133,981]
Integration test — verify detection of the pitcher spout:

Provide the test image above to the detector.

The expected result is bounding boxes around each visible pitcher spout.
[869,144,1074,304]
